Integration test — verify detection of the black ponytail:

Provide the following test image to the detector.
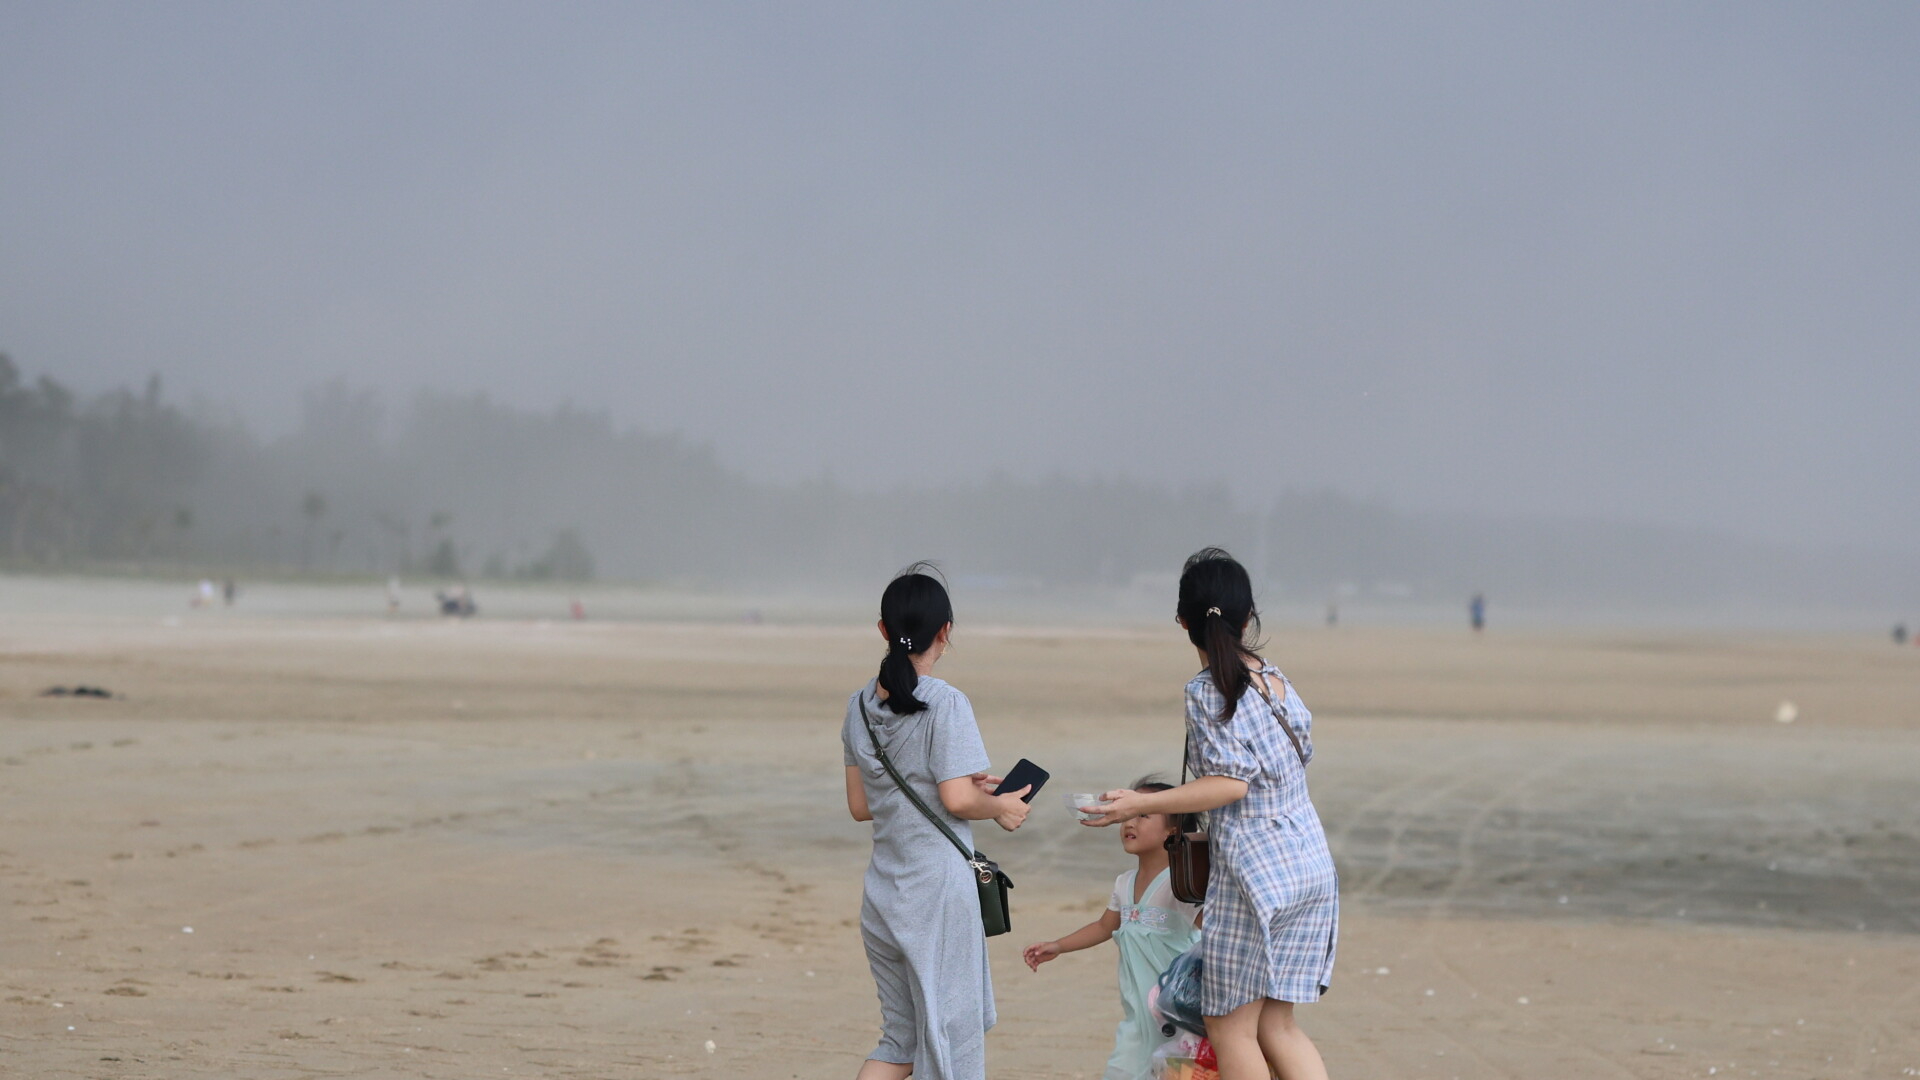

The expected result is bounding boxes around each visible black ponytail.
[875,562,954,715]
[1177,547,1263,720]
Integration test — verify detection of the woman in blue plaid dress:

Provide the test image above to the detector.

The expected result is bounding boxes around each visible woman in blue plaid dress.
[1084,548,1336,1080]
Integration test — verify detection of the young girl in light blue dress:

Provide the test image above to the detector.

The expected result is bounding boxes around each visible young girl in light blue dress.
[1022,779,1201,1080]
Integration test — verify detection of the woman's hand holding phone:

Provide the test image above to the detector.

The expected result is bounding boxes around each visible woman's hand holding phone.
[992,786,1032,831]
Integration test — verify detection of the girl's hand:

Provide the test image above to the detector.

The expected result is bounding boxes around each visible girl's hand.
[969,772,1004,795]
[992,787,1032,831]
[1079,788,1150,827]
[1022,941,1060,971]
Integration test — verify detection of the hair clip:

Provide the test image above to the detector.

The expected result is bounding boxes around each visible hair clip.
[1206,606,1222,617]
[898,636,913,649]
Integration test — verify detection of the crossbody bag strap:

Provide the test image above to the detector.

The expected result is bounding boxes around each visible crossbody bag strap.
[1250,667,1309,768]
[858,695,979,863]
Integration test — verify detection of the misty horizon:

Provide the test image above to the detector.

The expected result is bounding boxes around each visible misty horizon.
[4,353,1915,618]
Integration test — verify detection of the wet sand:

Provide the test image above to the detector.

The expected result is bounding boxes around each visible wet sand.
[3,599,1919,1077]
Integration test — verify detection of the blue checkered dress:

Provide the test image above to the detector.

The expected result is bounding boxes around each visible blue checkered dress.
[1186,661,1338,1013]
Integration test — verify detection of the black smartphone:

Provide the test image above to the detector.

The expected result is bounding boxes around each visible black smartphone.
[992,758,1049,803]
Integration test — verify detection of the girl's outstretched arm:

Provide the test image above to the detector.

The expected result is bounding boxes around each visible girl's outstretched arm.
[846,765,872,822]
[1022,908,1121,971]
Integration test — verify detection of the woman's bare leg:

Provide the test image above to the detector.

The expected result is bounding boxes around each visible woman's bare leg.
[1257,999,1329,1080]
[855,1059,912,1080]
[1203,999,1268,1080]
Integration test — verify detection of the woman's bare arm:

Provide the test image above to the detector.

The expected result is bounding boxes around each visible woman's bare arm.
[1080,775,1248,826]
[845,765,872,822]
[938,776,1032,831]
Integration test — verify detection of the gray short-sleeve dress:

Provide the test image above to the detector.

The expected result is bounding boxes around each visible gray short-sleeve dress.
[842,676,996,1080]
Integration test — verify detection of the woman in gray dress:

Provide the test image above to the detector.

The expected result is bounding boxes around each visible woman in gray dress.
[842,566,1033,1080]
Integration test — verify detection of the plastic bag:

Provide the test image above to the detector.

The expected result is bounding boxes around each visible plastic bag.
[1154,945,1207,1038]
[1150,1032,1219,1080]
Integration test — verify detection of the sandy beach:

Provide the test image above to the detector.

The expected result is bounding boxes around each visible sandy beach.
[4,589,1919,1078]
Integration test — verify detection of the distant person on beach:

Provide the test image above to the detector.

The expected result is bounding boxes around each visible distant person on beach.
[1023,776,1200,1080]
[1895,623,1909,647]
[1083,548,1337,1080]
[386,576,401,614]
[436,585,475,618]
[842,565,1031,1080]
[1470,592,1486,633]
[221,578,236,606]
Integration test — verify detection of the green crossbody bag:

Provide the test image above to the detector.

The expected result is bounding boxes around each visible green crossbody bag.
[858,697,1014,937]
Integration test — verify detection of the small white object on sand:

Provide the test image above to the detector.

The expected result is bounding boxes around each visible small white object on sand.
[704,1040,716,1054]
[1776,700,1798,724]
[182,927,193,934]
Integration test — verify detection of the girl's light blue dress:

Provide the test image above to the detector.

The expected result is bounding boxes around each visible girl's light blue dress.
[1105,867,1200,1080]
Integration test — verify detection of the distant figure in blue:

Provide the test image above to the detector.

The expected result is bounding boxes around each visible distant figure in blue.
[1470,593,1486,633]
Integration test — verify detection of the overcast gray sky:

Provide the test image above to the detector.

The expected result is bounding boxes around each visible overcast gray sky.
[2,2,1914,549]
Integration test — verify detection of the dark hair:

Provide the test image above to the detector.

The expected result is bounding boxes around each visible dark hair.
[1177,546,1263,721]
[1132,774,1199,835]
[875,562,954,715]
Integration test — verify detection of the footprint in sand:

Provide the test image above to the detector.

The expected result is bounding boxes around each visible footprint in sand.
[577,938,628,967]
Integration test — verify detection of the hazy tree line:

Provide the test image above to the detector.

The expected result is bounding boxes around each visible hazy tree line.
[0,353,1909,608]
